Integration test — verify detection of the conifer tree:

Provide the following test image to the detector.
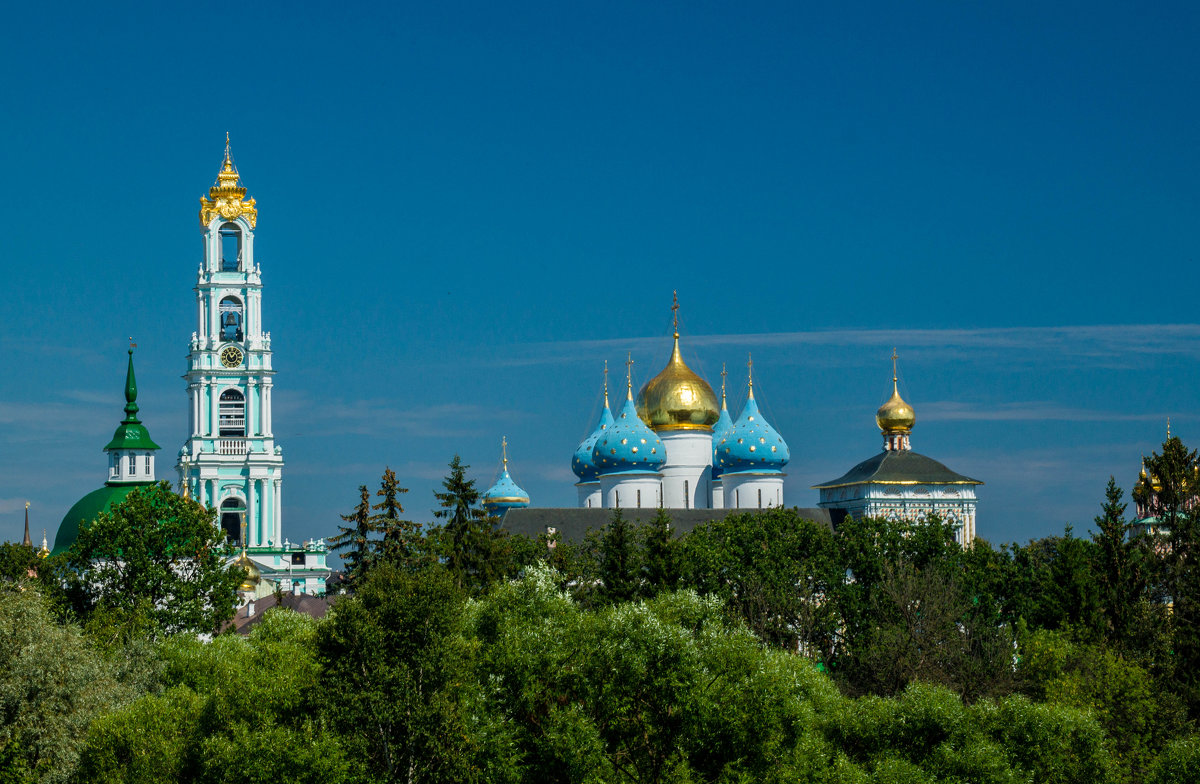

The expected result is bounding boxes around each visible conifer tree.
[598,507,639,604]
[372,467,423,570]
[329,485,376,586]
[641,506,677,597]
[1092,478,1148,648]
[433,455,495,593]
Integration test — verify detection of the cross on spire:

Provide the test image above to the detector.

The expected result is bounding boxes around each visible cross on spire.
[671,291,680,338]
[502,436,509,469]
[626,352,634,400]
[891,347,899,382]
[721,362,728,406]
[603,359,609,405]
[747,352,754,399]
[1167,417,1172,439]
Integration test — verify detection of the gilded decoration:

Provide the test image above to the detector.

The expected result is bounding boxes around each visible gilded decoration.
[199,136,257,229]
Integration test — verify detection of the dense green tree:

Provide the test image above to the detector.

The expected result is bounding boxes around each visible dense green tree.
[329,485,377,587]
[66,483,242,640]
[1007,529,1103,638]
[678,508,840,654]
[78,610,346,784]
[597,507,638,605]
[317,563,474,783]
[639,508,677,597]
[433,455,501,594]
[0,589,126,784]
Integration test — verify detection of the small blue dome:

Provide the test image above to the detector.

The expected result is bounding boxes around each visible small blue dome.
[710,403,736,479]
[593,397,666,475]
[483,469,530,517]
[572,402,614,482]
[714,392,789,474]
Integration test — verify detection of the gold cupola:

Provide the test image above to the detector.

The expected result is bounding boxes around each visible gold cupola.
[234,550,261,593]
[199,133,257,229]
[876,350,916,443]
[635,293,720,431]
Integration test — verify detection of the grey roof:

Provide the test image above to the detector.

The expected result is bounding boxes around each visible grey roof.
[813,450,982,489]
[500,506,834,543]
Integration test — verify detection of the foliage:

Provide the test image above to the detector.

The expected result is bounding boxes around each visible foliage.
[65,483,242,640]
[372,466,425,570]
[0,589,126,784]
[433,455,506,594]
[328,485,376,587]
[316,563,473,783]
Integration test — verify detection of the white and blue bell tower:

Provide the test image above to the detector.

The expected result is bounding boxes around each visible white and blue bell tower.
[177,137,284,551]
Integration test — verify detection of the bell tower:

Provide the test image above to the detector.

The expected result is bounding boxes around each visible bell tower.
[177,136,283,550]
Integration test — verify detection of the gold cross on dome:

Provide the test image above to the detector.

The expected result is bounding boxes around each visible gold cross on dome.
[671,291,680,336]
[891,348,899,382]
[502,436,509,469]
[747,352,754,387]
[625,352,634,397]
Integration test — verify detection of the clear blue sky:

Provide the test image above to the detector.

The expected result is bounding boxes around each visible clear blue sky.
[3,1,1198,549]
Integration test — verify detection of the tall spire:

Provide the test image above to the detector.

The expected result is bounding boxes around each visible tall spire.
[671,290,680,339]
[720,362,728,410]
[1167,417,1172,440]
[603,360,609,408]
[626,352,634,400]
[747,352,755,400]
[501,436,509,471]
[123,344,140,423]
[22,502,31,548]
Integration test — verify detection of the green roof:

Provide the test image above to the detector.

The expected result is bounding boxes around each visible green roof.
[813,450,982,489]
[53,482,154,556]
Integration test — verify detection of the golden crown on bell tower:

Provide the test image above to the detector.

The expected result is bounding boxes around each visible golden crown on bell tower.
[199,132,257,229]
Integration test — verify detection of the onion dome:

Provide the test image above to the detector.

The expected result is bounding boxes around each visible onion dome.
[711,364,736,479]
[594,358,666,474]
[635,294,719,431]
[484,437,531,515]
[234,551,261,593]
[714,357,790,474]
[572,365,615,482]
[876,352,916,434]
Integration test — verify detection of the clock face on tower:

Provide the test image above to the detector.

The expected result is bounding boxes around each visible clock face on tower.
[220,346,244,368]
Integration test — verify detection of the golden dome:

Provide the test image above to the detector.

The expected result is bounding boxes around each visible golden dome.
[234,551,261,593]
[876,355,916,434]
[636,333,720,431]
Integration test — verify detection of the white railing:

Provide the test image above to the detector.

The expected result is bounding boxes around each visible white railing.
[218,440,249,456]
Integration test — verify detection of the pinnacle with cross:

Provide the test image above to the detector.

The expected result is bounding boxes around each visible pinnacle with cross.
[671,291,680,337]
[891,348,899,382]
[502,436,509,469]
[721,362,728,406]
[626,352,634,399]
[747,353,755,398]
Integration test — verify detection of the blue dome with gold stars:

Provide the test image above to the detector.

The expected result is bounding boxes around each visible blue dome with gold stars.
[710,404,736,479]
[593,395,665,475]
[714,382,789,475]
[573,389,615,483]
[483,439,530,516]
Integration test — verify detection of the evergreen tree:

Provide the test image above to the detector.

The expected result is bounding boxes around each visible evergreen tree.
[328,485,376,586]
[433,455,496,593]
[640,507,677,597]
[1092,478,1150,649]
[598,507,638,604]
[372,466,423,569]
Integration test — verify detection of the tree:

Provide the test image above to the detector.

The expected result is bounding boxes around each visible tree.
[1091,478,1157,651]
[0,588,126,784]
[597,507,639,605]
[66,482,242,640]
[317,563,473,784]
[328,485,376,587]
[433,456,499,594]
[639,508,677,598]
[373,467,425,569]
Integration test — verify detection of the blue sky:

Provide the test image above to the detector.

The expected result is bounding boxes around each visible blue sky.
[2,1,1198,549]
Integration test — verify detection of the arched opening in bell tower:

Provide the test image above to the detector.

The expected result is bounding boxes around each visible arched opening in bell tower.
[219,223,242,271]
[220,497,247,545]
[219,389,246,436]
[219,296,244,342]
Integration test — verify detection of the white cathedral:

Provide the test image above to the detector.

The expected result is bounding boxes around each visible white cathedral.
[569,303,791,512]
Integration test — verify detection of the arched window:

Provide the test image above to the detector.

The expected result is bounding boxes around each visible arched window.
[219,296,244,342]
[219,389,246,436]
[221,497,246,545]
[219,223,242,271]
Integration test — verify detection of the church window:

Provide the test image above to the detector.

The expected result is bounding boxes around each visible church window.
[219,297,244,342]
[219,223,242,271]
[220,497,246,545]
[684,480,690,509]
[219,389,246,436]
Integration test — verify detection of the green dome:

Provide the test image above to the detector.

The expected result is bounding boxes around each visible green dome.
[53,482,154,556]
